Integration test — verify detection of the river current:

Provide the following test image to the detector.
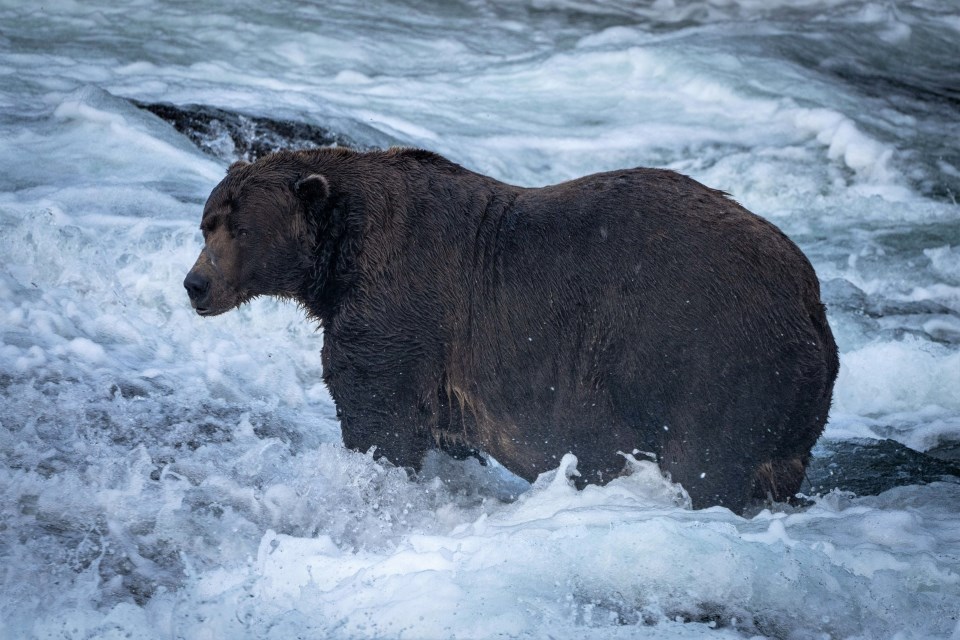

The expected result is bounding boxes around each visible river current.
[1,1,958,638]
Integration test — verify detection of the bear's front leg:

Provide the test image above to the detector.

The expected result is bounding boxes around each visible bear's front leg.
[338,404,435,472]
[321,315,445,473]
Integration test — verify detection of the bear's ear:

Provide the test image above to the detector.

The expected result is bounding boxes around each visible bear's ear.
[294,173,330,203]
[227,160,250,174]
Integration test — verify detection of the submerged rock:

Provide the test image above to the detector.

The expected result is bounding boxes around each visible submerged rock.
[927,440,960,464]
[805,438,960,497]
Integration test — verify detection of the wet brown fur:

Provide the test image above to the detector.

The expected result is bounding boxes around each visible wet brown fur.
[185,147,839,514]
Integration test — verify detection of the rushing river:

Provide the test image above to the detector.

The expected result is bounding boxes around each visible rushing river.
[1,1,958,638]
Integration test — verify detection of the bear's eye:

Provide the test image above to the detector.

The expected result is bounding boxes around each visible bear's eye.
[200,219,215,240]
[237,228,249,239]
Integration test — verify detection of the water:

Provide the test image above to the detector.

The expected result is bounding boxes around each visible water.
[1,0,959,638]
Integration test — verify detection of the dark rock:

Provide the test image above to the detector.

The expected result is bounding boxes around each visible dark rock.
[927,440,960,465]
[132,101,364,162]
[804,438,960,497]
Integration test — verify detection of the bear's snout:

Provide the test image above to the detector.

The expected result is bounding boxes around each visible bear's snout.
[183,270,211,313]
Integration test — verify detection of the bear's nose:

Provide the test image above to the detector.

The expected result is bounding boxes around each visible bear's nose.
[183,271,210,303]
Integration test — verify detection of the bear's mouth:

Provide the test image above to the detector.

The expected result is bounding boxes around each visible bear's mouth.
[193,292,251,317]
[194,305,229,317]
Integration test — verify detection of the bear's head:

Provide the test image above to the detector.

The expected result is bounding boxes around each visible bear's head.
[183,159,330,316]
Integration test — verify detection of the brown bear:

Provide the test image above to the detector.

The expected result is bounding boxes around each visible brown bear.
[184,147,838,514]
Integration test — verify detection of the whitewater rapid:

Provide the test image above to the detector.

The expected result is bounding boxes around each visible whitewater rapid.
[1,1,959,638]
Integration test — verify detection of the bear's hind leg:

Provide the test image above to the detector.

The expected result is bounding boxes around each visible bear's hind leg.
[660,438,756,514]
[752,457,808,505]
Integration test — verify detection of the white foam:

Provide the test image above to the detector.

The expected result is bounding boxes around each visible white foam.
[834,337,960,416]
[97,469,960,639]
[790,108,899,186]
[66,336,107,364]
